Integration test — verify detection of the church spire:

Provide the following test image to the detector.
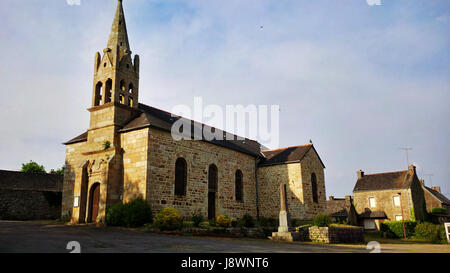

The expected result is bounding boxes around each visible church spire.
[107,0,130,53]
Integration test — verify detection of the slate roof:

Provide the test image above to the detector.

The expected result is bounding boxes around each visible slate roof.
[64,103,326,163]
[64,131,88,145]
[65,103,263,158]
[0,170,63,192]
[259,144,325,167]
[424,186,450,205]
[353,170,414,192]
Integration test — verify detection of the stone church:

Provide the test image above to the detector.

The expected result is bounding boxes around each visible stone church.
[62,0,327,223]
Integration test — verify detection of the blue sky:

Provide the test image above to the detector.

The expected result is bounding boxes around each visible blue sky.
[0,0,449,198]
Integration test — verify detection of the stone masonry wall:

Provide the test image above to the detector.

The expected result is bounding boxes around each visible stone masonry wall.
[121,128,149,202]
[300,148,326,219]
[354,188,414,221]
[258,163,305,219]
[146,128,257,220]
[308,226,364,244]
[0,171,63,220]
[258,148,326,220]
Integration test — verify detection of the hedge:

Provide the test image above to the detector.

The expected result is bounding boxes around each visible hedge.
[379,220,417,238]
[414,222,447,243]
[106,197,152,228]
[314,213,332,227]
[430,207,447,215]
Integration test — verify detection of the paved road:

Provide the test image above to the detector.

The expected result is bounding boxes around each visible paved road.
[0,221,448,253]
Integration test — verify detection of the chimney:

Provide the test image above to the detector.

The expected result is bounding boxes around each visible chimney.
[329,195,334,200]
[419,179,425,186]
[431,186,441,193]
[357,170,364,179]
[408,164,416,174]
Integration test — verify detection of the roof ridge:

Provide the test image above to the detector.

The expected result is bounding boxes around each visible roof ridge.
[261,143,312,152]
[363,170,408,176]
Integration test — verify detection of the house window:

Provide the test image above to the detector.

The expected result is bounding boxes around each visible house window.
[395,215,403,221]
[311,173,318,203]
[369,197,376,208]
[174,158,187,196]
[393,196,401,207]
[235,170,243,202]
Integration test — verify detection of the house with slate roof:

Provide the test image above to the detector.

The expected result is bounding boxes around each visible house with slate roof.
[352,164,426,230]
[421,182,450,215]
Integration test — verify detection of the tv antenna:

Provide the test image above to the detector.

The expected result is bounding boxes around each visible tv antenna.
[423,173,434,187]
[399,145,412,166]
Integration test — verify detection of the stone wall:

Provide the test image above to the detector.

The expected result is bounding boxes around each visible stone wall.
[0,170,63,220]
[308,226,364,244]
[146,128,257,219]
[354,188,422,222]
[121,128,149,202]
[257,148,326,220]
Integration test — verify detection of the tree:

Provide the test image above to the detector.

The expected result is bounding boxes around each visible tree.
[21,160,46,174]
[55,165,66,175]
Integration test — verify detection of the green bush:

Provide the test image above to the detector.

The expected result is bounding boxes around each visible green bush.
[106,198,152,228]
[216,215,232,227]
[258,217,278,227]
[191,211,203,227]
[414,222,447,243]
[379,220,417,238]
[314,213,332,227]
[231,218,238,227]
[430,207,447,215]
[153,207,183,231]
[240,214,255,228]
[208,219,218,227]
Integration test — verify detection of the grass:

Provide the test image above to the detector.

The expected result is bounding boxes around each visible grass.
[364,232,441,245]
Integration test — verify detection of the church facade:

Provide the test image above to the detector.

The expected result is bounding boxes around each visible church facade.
[61,0,327,223]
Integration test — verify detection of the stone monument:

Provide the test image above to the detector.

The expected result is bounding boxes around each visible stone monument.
[270,184,301,242]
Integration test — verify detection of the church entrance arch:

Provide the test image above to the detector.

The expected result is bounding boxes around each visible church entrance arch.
[88,183,101,223]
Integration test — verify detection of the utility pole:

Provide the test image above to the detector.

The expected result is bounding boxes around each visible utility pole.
[398,192,407,240]
[399,145,412,167]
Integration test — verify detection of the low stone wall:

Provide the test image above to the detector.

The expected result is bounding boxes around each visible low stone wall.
[308,226,364,244]
[0,170,63,220]
[0,189,62,220]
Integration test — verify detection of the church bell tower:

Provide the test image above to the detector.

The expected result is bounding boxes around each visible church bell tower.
[89,0,140,137]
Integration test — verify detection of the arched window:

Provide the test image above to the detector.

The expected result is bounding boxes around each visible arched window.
[174,158,187,196]
[311,173,319,203]
[120,80,126,92]
[235,170,243,202]
[208,164,218,192]
[119,94,125,104]
[128,97,133,107]
[105,79,112,103]
[94,82,103,106]
[128,83,134,94]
